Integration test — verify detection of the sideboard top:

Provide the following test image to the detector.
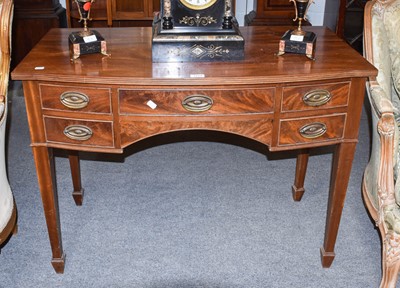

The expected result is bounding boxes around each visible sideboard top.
[12,26,376,86]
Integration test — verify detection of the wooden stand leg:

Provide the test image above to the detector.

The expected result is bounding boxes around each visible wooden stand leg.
[321,142,357,268]
[12,224,18,236]
[292,149,309,201]
[32,146,65,274]
[69,151,84,206]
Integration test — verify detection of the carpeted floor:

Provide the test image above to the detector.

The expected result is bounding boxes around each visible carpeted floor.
[0,81,385,287]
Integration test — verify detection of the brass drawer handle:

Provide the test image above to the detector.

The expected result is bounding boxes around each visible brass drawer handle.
[64,125,93,141]
[299,122,327,139]
[60,91,89,109]
[182,95,213,112]
[302,89,331,107]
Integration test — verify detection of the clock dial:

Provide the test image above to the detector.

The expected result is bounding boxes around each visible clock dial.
[179,0,218,10]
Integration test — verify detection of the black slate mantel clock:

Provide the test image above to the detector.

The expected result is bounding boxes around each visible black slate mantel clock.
[152,0,244,62]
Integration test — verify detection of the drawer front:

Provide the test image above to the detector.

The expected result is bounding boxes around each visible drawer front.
[44,117,114,147]
[40,84,112,113]
[278,114,346,146]
[281,82,350,112]
[119,88,275,115]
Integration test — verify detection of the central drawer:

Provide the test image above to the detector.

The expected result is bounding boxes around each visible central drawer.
[119,88,275,115]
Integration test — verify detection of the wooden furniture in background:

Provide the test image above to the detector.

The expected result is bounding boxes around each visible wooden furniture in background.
[11,26,376,273]
[66,0,160,27]
[245,0,296,26]
[66,0,235,28]
[336,0,346,37]
[11,0,66,69]
[336,0,366,53]
[66,0,112,27]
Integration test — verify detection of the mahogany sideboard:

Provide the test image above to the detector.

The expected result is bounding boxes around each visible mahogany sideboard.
[11,26,376,273]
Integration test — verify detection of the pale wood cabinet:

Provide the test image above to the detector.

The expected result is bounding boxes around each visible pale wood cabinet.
[66,0,160,27]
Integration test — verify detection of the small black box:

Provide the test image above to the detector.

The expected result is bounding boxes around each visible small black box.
[69,30,107,60]
[278,30,316,60]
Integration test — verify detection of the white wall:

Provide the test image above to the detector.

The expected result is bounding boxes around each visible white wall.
[307,0,326,25]
[235,1,247,26]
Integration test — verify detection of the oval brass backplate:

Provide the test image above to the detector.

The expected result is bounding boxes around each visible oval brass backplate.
[182,95,213,112]
[299,122,327,139]
[60,91,90,109]
[64,125,93,141]
[302,89,331,107]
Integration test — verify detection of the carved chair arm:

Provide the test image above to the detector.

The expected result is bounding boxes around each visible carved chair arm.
[376,112,400,234]
[369,81,397,116]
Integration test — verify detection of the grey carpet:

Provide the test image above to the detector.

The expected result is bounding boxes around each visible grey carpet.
[0,81,384,287]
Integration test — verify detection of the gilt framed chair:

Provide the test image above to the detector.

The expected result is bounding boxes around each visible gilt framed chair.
[363,0,400,286]
[0,0,16,248]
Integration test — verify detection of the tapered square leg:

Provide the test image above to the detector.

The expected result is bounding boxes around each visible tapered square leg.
[320,247,335,268]
[32,146,65,274]
[320,142,357,268]
[51,254,66,274]
[69,152,84,206]
[292,149,309,201]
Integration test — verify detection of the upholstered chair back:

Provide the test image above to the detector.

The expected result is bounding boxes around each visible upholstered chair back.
[0,0,16,246]
[363,1,400,286]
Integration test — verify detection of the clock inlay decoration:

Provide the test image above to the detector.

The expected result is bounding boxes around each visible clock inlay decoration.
[152,0,244,62]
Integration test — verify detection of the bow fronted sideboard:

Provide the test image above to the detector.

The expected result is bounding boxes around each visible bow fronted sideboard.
[12,26,376,273]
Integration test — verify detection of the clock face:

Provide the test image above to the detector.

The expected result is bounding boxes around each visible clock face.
[179,0,218,10]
